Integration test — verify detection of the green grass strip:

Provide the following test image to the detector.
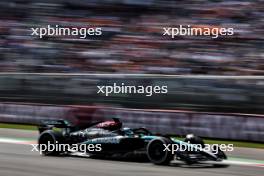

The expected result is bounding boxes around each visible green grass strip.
[204,139,264,149]
[0,123,37,131]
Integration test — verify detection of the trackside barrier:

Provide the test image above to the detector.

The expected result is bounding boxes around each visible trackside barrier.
[0,103,263,142]
[0,103,75,124]
[94,108,264,142]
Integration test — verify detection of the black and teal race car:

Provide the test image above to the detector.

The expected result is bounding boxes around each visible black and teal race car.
[37,118,227,165]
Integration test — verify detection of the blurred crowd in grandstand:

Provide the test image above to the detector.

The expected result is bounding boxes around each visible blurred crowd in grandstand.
[0,0,263,75]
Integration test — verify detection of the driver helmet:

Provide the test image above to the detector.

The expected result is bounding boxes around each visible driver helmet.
[95,118,122,131]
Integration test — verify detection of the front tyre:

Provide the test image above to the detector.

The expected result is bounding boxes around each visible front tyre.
[147,137,173,165]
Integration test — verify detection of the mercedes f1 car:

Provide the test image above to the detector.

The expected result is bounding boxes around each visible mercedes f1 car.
[37,118,227,165]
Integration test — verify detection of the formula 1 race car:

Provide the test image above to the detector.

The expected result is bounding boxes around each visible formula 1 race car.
[37,118,227,165]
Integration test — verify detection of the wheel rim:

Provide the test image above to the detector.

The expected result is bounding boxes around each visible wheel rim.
[148,140,166,161]
[39,134,55,155]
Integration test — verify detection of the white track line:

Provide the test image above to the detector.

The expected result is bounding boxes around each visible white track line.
[0,138,263,168]
[0,137,36,145]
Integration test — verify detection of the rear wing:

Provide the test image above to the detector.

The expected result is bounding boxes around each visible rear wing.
[38,119,72,133]
[38,117,122,133]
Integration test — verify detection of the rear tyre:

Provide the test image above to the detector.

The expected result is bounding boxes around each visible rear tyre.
[38,130,63,156]
[147,137,173,165]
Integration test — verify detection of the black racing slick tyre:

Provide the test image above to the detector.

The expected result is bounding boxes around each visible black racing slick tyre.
[38,130,63,156]
[147,137,173,165]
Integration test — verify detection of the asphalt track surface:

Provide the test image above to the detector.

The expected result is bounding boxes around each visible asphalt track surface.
[0,129,263,176]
